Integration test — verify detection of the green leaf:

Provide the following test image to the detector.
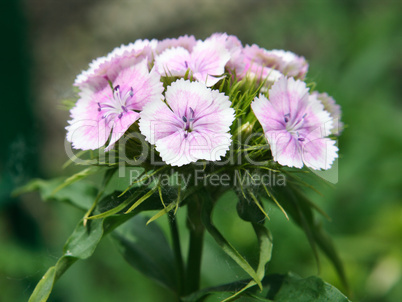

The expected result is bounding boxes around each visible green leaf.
[183,273,350,302]
[112,215,178,291]
[201,191,263,290]
[28,218,105,302]
[208,292,274,302]
[237,194,266,224]
[270,184,348,289]
[222,223,273,301]
[87,183,168,220]
[146,202,176,225]
[124,185,159,213]
[13,177,97,210]
[87,190,144,219]
[242,295,274,301]
[28,188,165,302]
[182,279,255,302]
[28,266,56,302]
[265,273,351,302]
[51,166,100,194]
[63,218,104,258]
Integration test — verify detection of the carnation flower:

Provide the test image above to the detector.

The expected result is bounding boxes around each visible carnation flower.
[251,77,338,170]
[241,45,283,84]
[242,45,308,84]
[312,91,344,135]
[206,32,245,73]
[154,38,231,87]
[267,49,308,79]
[67,60,163,151]
[74,39,157,87]
[156,34,197,54]
[139,79,235,166]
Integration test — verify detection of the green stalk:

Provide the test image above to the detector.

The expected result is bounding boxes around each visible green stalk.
[185,196,205,295]
[169,214,185,297]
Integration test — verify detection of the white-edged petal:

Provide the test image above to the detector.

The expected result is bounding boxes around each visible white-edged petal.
[139,79,235,166]
[68,58,163,151]
[154,47,190,77]
[267,130,304,168]
[189,39,231,86]
[105,111,140,151]
[251,77,338,170]
[74,40,155,87]
[66,118,110,150]
[302,137,338,170]
[156,35,196,54]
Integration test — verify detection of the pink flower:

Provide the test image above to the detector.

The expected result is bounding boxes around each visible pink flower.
[139,79,235,166]
[312,92,343,135]
[251,77,338,170]
[67,60,164,151]
[242,45,308,84]
[154,38,231,87]
[241,45,283,84]
[206,33,245,73]
[74,39,157,87]
[156,35,197,54]
[267,49,308,79]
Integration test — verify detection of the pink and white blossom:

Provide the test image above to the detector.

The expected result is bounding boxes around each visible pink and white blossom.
[267,49,308,79]
[242,45,308,84]
[139,79,235,166]
[312,91,343,135]
[66,34,341,169]
[67,60,163,151]
[74,39,157,87]
[156,35,197,54]
[154,39,231,87]
[251,77,338,170]
[206,33,245,73]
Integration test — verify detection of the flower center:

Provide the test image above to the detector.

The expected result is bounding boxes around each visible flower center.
[98,85,134,124]
[182,107,195,138]
[284,112,307,141]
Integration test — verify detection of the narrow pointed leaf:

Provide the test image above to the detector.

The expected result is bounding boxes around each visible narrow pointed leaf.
[51,166,100,194]
[146,202,176,225]
[222,223,273,301]
[201,192,262,290]
[13,177,97,210]
[28,266,56,302]
[124,186,159,214]
[28,188,165,302]
[87,190,142,219]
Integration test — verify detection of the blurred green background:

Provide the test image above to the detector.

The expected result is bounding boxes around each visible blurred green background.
[1,0,401,301]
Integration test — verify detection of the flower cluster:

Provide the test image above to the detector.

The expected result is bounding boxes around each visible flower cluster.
[27,34,349,302]
[67,33,342,170]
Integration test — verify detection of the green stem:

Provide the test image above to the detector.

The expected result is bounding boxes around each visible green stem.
[185,197,205,295]
[169,214,185,297]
